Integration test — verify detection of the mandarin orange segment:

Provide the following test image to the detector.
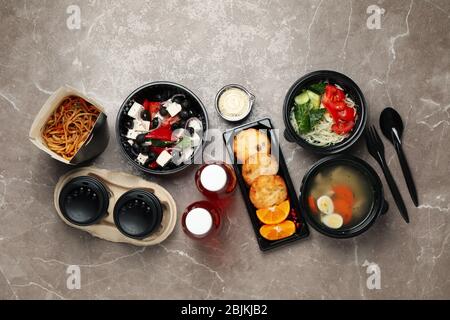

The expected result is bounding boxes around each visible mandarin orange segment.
[277,200,290,216]
[259,220,296,241]
[256,200,290,225]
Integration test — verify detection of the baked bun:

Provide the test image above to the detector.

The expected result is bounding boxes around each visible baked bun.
[233,129,270,163]
[242,153,279,186]
[249,175,288,209]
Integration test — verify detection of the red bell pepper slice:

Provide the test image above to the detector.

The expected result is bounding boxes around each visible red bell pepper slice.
[143,100,161,118]
[162,115,180,126]
[148,161,159,169]
[145,125,174,142]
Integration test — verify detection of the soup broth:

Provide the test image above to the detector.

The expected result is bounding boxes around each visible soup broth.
[306,165,374,230]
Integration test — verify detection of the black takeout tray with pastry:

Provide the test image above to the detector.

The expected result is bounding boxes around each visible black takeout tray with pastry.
[223,118,309,251]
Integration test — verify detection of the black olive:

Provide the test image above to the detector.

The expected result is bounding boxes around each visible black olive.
[148,152,157,162]
[159,108,169,116]
[141,110,151,121]
[135,133,146,145]
[166,162,176,169]
[131,143,140,155]
[151,118,159,128]
[187,127,195,135]
[179,110,189,120]
[173,97,183,104]
[179,120,186,128]
[163,91,172,100]
[124,120,133,129]
[154,94,163,102]
[143,159,151,167]
[188,109,195,117]
[171,123,180,130]
[140,145,150,154]
[181,100,190,109]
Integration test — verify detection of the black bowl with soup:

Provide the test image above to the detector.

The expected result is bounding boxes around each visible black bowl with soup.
[299,155,388,238]
[283,70,367,155]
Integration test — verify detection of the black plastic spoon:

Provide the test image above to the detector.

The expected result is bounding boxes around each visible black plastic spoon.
[380,107,418,207]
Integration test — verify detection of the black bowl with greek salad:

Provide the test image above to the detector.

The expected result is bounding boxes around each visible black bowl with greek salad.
[116,81,208,175]
[283,70,367,154]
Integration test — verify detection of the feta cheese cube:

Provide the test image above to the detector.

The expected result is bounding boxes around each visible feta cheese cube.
[136,153,149,165]
[166,102,182,117]
[127,139,134,146]
[133,119,151,132]
[191,133,202,147]
[156,150,172,167]
[126,129,140,140]
[142,120,151,131]
[188,120,202,132]
[128,102,144,119]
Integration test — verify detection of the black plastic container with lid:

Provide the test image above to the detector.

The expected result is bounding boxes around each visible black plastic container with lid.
[299,155,389,238]
[58,176,110,226]
[283,70,368,155]
[113,189,163,239]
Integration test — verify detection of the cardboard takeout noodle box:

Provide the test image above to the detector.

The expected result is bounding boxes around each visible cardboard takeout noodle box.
[29,86,109,165]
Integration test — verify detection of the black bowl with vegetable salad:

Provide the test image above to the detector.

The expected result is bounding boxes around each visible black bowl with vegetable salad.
[116,81,208,175]
[283,70,367,155]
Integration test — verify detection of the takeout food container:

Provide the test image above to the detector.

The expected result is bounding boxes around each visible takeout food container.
[29,86,109,165]
[116,81,208,175]
[54,167,177,246]
[283,70,367,155]
[299,155,388,238]
[223,118,309,251]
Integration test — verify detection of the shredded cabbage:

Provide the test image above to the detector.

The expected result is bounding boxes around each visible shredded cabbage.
[290,92,357,147]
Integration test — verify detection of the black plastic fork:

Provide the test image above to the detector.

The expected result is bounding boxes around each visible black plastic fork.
[365,126,409,223]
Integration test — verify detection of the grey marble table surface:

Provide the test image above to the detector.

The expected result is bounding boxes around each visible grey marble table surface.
[0,0,449,299]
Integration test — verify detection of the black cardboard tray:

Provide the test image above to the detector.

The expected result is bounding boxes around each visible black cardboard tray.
[223,118,309,251]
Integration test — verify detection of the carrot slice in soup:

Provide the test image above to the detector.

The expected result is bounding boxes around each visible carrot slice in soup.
[333,198,353,225]
[308,196,318,214]
[332,185,354,204]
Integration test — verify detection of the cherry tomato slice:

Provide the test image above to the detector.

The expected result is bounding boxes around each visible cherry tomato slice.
[324,84,345,103]
[332,101,347,111]
[332,121,355,135]
[338,107,355,121]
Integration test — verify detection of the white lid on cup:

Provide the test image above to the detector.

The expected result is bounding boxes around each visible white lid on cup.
[200,165,227,192]
[185,208,213,236]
